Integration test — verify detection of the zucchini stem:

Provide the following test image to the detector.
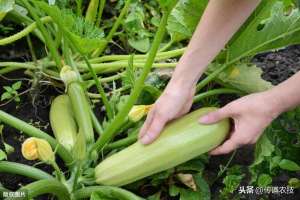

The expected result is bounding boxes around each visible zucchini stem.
[91,9,171,153]
[0,161,53,180]
[193,88,241,103]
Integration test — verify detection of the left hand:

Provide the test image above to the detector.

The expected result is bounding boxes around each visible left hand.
[199,91,281,155]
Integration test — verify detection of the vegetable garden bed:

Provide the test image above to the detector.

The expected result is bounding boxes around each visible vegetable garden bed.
[0,0,300,199]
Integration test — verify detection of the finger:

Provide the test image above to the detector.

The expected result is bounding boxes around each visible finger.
[209,138,240,155]
[199,105,233,124]
[138,108,156,139]
[140,113,168,145]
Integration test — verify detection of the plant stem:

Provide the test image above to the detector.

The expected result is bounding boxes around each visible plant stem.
[82,56,114,120]
[0,16,51,45]
[86,72,123,88]
[0,161,53,180]
[105,131,138,151]
[0,110,73,165]
[159,40,174,52]
[96,0,106,26]
[196,64,230,92]
[92,0,132,57]
[21,0,62,70]
[193,88,241,103]
[19,179,70,200]
[73,186,143,200]
[90,109,104,136]
[89,48,185,63]
[90,9,170,153]
[0,62,36,69]
[80,62,177,75]
[211,150,237,185]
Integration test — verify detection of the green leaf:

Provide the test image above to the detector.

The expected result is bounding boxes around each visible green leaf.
[167,0,208,42]
[4,142,14,155]
[288,178,300,188]
[193,174,211,200]
[37,2,106,54]
[12,81,22,90]
[252,133,275,166]
[1,92,12,101]
[257,174,272,187]
[158,0,179,11]
[210,63,273,94]
[128,38,150,53]
[228,1,300,62]
[0,0,15,22]
[222,174,244,194]
[122,55,136,88]
[90,187,144,200]
[0,149,7,161]
[3,86,12,92]
[279,159,300,171]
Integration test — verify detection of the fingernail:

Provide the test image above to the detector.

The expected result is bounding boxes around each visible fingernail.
[140,134,151,145]
[199,115,211,124]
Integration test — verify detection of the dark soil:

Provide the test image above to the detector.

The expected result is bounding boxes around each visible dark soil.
[1,33,300,200]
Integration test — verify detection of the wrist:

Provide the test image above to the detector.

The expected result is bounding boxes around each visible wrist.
[262,89,286,118]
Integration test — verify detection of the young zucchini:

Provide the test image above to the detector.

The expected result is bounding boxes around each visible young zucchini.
[60,66,94,145]
[50,95,77,151]
[95,107,230,186]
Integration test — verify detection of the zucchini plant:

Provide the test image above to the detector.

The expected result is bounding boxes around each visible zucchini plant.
[0,0,300,199]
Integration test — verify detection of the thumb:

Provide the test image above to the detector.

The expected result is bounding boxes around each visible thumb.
[199,106,232,124]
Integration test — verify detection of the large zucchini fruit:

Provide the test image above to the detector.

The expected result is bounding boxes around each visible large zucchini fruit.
[95,107,230,186]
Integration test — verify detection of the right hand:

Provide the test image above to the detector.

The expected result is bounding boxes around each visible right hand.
[138,82,196,145]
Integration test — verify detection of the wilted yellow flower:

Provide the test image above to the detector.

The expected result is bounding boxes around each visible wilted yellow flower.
[128,104,153,122]
[22,137,55,163]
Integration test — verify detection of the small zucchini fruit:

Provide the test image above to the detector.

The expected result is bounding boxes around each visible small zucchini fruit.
[95,107,230,186]
[60,66,94,145]
[50,95,77,151]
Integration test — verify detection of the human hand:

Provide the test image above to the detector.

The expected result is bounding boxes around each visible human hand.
[138,82,196,144]
[199,92,282,155]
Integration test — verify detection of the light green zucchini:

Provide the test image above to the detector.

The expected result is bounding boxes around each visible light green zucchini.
[50,95,77,151]
[95,107,230,186]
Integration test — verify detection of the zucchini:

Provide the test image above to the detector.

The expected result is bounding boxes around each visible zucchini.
[60,66,95,145]
[50,95,77,151]
[95,107,230,186]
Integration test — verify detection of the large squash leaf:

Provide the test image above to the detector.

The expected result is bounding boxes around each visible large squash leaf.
[209,63,273,94]
[167,0,207,42]
[228,1,300,62]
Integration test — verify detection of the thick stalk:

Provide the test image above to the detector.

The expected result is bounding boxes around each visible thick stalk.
[91,9,170,153]
[196,64,230,92]
[73,186,143,200]
[19,179,70,200]
[0,62,35,69]
[0,110,73,164]
[92,0,131,57]
[80,62,177,75]
[85,0,99,23]
[0,161,53,180]
[89,48,185,63]
[0,17,51,45]
[105,131,138,151]
[193,88,241,103]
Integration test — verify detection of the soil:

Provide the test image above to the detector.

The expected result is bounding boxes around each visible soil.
[1,34,300,200]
